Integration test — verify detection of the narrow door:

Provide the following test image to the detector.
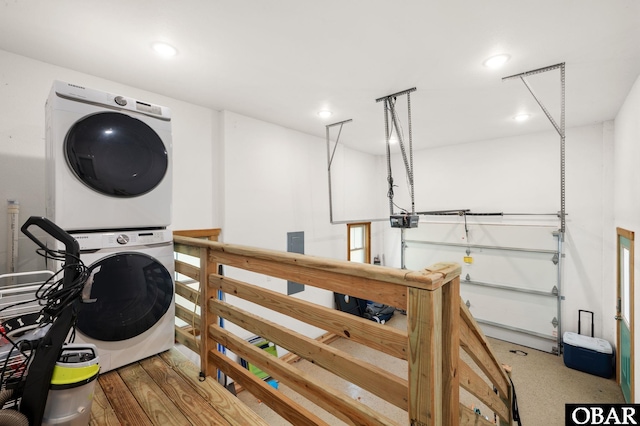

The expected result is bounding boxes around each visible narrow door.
[617,227,634,403]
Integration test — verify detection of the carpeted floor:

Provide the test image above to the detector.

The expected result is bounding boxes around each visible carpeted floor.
[488,336,624,426]
[236,313,624,425]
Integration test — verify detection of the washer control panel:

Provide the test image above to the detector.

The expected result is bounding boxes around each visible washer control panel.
[70,229,172,250]
[116,234,130,245]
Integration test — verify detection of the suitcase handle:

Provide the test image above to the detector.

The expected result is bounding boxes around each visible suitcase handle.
[578,309,594,337]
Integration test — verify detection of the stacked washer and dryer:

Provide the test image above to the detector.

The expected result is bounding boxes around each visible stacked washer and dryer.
[45,81,175,373]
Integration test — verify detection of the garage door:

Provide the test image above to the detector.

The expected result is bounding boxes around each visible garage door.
[403,218,562,354]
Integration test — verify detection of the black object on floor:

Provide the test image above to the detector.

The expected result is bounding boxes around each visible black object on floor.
[334,293,367,317]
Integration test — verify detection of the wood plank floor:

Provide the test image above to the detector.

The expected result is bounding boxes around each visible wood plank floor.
[90,347,268,426]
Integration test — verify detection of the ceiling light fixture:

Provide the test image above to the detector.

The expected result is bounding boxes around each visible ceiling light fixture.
[151,42,178,58]
[483,54,510,69]
[317,110,333,119]
[513,113,531,122]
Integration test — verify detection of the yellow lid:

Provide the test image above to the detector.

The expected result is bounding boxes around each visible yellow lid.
[50,364,100,386]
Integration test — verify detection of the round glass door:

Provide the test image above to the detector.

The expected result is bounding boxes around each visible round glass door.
[65,112,168,197]
[76,252,173,341]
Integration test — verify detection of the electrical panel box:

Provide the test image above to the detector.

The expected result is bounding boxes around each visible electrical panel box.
[390,214,419,228]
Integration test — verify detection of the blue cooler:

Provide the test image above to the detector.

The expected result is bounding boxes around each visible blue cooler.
[563,332,613,378]
[563,309,614,379]
[563,310,614,379]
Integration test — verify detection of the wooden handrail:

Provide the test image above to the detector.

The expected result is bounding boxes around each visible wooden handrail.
[173,230,512,426]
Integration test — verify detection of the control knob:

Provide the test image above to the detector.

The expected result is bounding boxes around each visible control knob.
[114,96,127,106]
[116,234,130,245]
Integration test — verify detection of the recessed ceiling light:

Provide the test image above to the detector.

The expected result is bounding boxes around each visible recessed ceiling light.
[513,113,531,122]
[483,54,510,69]
[317,110,333,119]
[151,42,178,58]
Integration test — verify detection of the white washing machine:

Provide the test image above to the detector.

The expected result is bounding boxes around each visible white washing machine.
[45,80,172,232]
[60,228,175,373]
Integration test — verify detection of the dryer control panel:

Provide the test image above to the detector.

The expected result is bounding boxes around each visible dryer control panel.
[51,80,171,121]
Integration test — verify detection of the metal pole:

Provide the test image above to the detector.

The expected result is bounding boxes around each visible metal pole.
[407,92,415,215]
[555,230,564,355]
[376,87,417,103]
[401,228,406,269]
[326,125,334,224]
[503,64,566,356]
[405,239,558,255]
[325,119,387,225]
[560,63,566,233]
[388,98,414,214]
[384,99,394,215]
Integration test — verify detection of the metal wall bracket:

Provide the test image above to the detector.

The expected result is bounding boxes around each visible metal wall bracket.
[325,120,387,225]
[465,273,471,281]
[551,317,559,328]
[551,285,559,296]
[552,253,559,265]
[465,300,471,308]
[377,87,417,216]
[503,63,566,233]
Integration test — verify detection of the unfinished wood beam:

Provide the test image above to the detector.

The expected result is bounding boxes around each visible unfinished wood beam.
[408,286,442,425]
[212,273,408,360]
[210,249,408,309]
[174,304,200,330]
[210,298,408,410]
[458,361,509,423]
[174,326,199,354]
[175,259,200,282]
[209,324,401,426]
[459,302,510,399]
[175,279,200,304]
[442,275,460,425]
[209,349,329,426]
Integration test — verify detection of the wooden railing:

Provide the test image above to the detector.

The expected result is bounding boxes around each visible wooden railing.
[173,229,512,426]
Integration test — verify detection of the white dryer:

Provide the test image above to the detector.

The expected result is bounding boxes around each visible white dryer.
[45,80,172,232]
[62,228,175,373]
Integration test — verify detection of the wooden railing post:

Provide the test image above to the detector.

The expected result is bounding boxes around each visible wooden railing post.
[173,229,221,379]
[442,276,460,425]
[408,286,442,426]
[201,236,219,379]
[408,274,460,426]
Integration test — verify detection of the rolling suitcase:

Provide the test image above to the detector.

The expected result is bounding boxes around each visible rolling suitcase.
[562,310,614,378]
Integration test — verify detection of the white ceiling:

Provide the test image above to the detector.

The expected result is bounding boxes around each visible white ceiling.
[1,1,639,154]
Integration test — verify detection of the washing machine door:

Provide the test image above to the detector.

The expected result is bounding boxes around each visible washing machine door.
[77,252,173,341]
[65,111,168,197]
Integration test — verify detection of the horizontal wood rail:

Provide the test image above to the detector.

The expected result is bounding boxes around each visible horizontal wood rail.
[173,230,512,426]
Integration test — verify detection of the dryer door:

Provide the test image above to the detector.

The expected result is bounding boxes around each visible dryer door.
[64,111,168,197]
[77,252,173,341]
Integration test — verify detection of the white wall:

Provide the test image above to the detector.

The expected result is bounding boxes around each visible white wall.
[220,110,383,339]
[613,73,640,400]
[381,124,615,348]
[0,49,219,273]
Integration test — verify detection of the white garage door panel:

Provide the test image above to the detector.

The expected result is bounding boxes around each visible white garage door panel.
[461,249,557,292]
[405,222,558,251]
[462,284,557,338]
[403,220,562,354]
[405,244,466,270]
[405,244,557,293]
[477,323,558,354]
